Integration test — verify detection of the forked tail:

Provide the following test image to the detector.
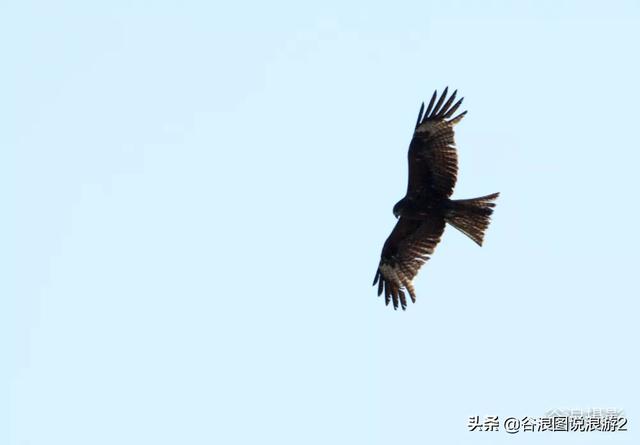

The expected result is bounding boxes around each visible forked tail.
[445,192,499,246]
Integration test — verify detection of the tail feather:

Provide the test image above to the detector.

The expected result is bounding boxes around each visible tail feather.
[445,192,499,246]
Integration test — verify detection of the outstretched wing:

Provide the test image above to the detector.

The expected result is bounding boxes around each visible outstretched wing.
[373,216,446,310]
[407,87,467,199]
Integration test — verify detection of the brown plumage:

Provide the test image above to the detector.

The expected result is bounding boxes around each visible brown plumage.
[373,88,499,310]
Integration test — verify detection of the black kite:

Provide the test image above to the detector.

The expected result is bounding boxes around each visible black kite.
[373,88,499,310]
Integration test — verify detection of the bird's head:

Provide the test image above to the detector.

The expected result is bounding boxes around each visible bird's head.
[392,199,405,219]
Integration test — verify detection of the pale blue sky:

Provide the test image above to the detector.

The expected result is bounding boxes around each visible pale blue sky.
[4,1,640,444]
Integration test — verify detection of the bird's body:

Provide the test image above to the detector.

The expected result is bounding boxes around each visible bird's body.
[373,88,499,310]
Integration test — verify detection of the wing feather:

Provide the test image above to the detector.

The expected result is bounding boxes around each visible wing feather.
[408,88,467,198]
[435,90,457,118]
[373,217,446,310]
[431,86,449,116]
[442,97,464,119]
[424,90,438,117]
[414,102,425,130]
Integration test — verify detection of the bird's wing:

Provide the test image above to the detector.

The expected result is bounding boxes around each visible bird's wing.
[407,87,467,198]
[373,216,446,310]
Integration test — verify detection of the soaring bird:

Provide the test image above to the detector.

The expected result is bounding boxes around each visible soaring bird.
[373,88,499,310]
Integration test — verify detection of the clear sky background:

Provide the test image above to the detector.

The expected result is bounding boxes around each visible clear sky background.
[3,1,640,444]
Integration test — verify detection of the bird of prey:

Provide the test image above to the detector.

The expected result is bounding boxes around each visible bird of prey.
[373,88,499,310]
